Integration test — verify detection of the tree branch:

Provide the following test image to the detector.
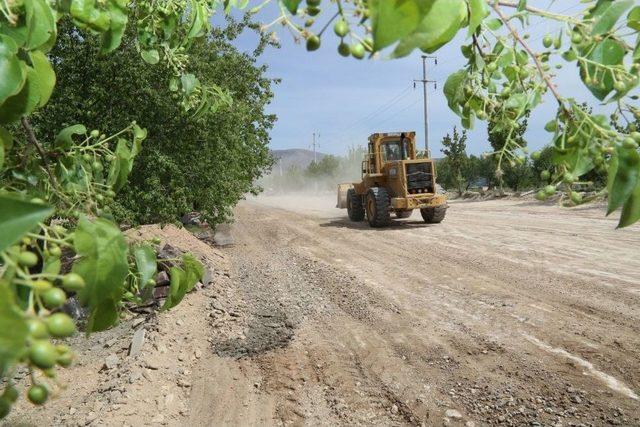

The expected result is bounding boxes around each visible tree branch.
[491,3,569,113]
[493,1,581,24]
[21,117,59,190]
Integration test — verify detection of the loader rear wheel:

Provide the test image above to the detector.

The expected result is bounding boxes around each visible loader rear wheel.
[347,188,365,221]
[420,205,447,224]
[395,210,412,219]
[366,187,391,227]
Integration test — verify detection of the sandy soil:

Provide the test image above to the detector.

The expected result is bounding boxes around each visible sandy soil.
[6,195,640,426]
[193,194,640,426]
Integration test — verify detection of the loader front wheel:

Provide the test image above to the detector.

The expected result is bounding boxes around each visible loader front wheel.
[420,205,447,224]
[347,189,365,221]
[366,187,391,227]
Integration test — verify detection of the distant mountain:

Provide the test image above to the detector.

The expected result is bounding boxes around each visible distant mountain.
[270,149,327,172]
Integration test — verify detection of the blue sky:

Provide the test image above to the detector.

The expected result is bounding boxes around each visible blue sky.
[229,1,618,157]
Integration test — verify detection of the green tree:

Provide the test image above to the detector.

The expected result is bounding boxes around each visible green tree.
[32,17,275,226]
[440,127,468,194]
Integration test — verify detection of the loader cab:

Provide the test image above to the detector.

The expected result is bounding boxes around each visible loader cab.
[364,132,417,175]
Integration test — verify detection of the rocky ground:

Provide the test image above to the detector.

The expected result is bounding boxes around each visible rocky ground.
[6,196,640,426]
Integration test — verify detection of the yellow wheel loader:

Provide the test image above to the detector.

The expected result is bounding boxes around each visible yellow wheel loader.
[337,132,448,228]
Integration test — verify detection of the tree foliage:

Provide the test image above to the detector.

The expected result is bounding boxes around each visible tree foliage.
[32,17,275,226]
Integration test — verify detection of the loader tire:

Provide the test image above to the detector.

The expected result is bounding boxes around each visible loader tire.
[420,205,447,224]
[347,189,365,221]
[366,187,391,227]
[395,210,412,219]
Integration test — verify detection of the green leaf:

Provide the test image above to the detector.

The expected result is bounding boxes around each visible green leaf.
[0,281,29,376]
[392,0,466,57]
[161,255,203,310]
[579,39,625,101]
[281,0,302,14]
[132,245,157,291]
[0,66,41,124]
[591,0,634,35]
[629,6,640,31]
[162,267,187,310]
[443,69,467,116]
[73,217,128,333]
[370,0,431,51]
[618,178,640,228]
[0,35,27,106]
[24,0,57,51]
[181,253,204,293]
[100,0,128,53]
[107,138,135,191]
[54,124,86,150]
[0,196,53,252]
[181,73,197,96]
[29,51,56,107]
[607,145,640,215]
[141,49,160,65]
[467,0,489,38]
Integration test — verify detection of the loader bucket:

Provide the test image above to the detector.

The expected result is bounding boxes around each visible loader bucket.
[336,183,353,209]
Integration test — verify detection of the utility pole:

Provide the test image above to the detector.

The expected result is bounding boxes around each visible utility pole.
[414,55,437,157]
[311,132,320,163]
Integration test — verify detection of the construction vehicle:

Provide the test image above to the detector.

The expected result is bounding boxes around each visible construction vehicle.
[337,132,447,227]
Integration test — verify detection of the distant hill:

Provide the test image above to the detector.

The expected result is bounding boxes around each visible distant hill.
[270,149,327,172]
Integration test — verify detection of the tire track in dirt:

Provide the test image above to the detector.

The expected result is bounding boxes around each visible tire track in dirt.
[206,196,640,426]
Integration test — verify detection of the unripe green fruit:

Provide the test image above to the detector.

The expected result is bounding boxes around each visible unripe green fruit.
[531,151,541,161]
[543,35,553,48]
[562,50,577,62]
[333,19,349,37]
[306,0,320,6]
[27,318,49,339]
[631,132,640,143]
[48,244,61,258]
[0,397,10,418]
[486,62,497,73]
[82,153,92,163]
[544,120,557,133]
[337,42,350,57]
[57,352,73,367]
[350,43,366,59]
[28,385,48,405]
[30,340,57,369]
[563,172,574,184]
[571,32,582,44]
[32,280,52,292]
[614,81,627,92]
[307,6,320,16]
[90,130,100,138]
[2,387,18,403]
[540,170,551,181]
[306,34,320,51]
[62,273,85,291]
[46,313,76,338]
[622,137,638,149]
[535,190,548,201]
[570,191,583,204]
[42,288,67,309]
[18,251,38,267]
[544,185,556,196]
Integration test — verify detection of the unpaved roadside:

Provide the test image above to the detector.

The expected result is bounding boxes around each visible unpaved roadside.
[187,195,640,426]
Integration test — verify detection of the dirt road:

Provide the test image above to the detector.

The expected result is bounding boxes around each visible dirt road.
[185,194,640,426]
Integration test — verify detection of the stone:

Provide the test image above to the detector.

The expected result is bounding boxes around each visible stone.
[181,212,202,226]
[445,409,463,419]
[155,271,170,286]
[213,223,234,247]
[103,354,119,370]
[390,404,399,414]
[129,328,146,357]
